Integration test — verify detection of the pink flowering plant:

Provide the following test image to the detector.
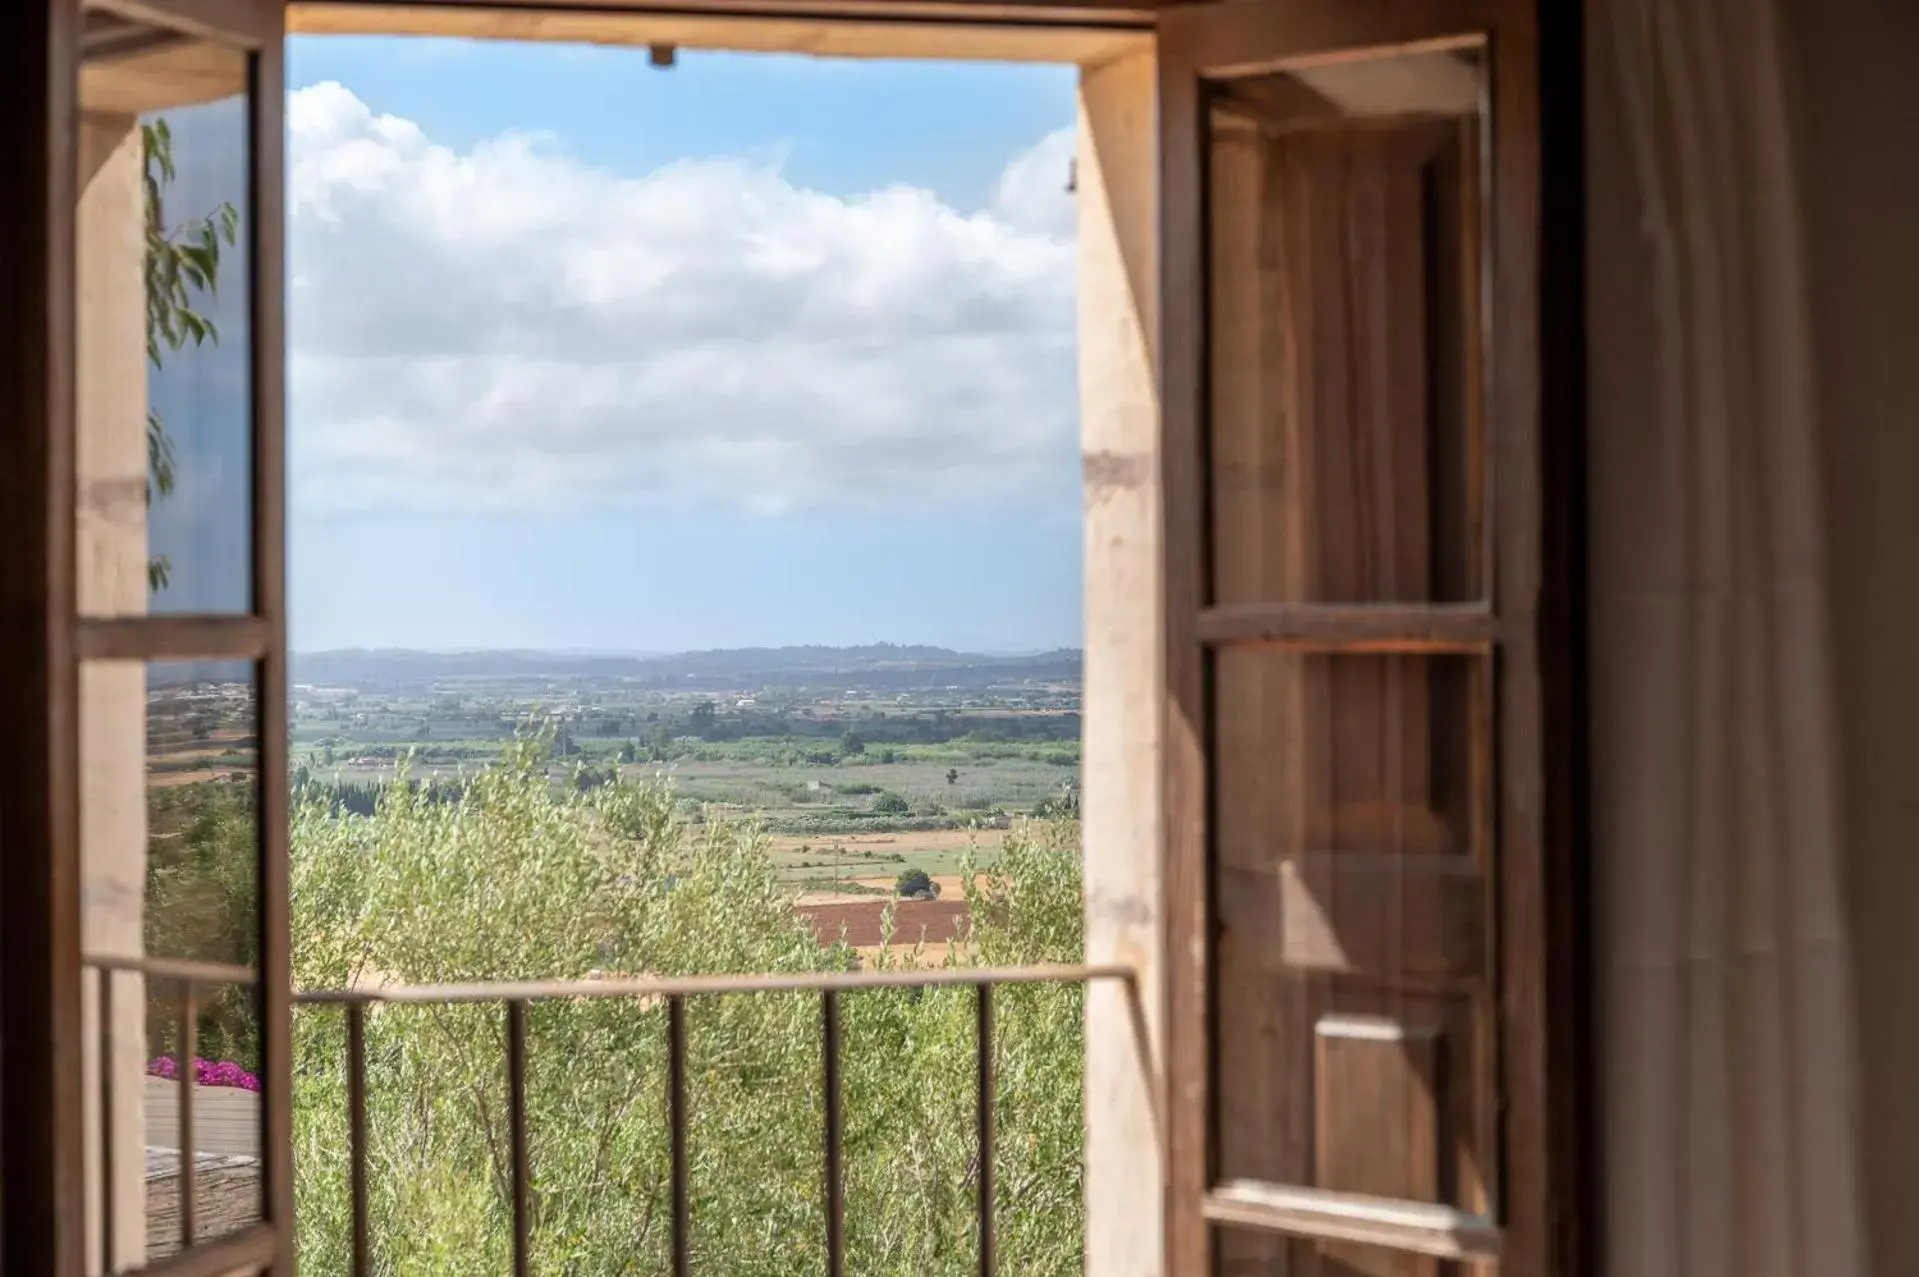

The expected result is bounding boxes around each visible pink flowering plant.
[146,1055,260,1092]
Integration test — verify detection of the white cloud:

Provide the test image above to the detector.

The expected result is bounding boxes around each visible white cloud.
[287,83,1078,516]
[990,126,1075,237]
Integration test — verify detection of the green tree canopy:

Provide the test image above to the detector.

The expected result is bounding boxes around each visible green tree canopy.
[284,751,1086,1274]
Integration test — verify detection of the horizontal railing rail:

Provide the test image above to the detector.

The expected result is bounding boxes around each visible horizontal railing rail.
[292,960,1131,1004]
[83,955,1138,1277]
[87,952,260,987]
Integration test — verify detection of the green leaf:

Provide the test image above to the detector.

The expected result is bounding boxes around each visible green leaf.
[147,409,176,500]
[142,113,235,522]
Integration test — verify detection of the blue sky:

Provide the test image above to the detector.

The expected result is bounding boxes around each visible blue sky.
[151,36,1083,654]
[146,93,253,616]
[279,37,1082,655]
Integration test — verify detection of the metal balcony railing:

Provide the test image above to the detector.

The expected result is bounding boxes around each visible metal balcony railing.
[83,954,1138,1277]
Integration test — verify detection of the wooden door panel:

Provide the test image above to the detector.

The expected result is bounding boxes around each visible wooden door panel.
[1313,1016,1442,1277]
[1163,2,1541,1271]
[1217,982,1488,1277]
[1216,978,1485,1189]
[1314,1014,1444,1202]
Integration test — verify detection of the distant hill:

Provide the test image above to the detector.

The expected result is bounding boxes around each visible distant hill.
[291,644,1082,693]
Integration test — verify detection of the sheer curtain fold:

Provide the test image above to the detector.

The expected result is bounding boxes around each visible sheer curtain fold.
[1587,2,1865,1275]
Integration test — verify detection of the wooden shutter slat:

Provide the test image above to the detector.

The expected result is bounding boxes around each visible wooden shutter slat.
[1196,602,1497,649]
[1202,1180,1504,1260]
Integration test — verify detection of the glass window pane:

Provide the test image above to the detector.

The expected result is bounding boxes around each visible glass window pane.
[82,658,262,1258]
[79,9,253,615]
[1206,43,1486,605]
[143,660,260,968]
[1210,650,1490,1219]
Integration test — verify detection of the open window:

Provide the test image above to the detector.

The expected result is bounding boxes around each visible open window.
[1,1,1573,1273]
[1156,0,1551,1271]
[73,0,290,1271]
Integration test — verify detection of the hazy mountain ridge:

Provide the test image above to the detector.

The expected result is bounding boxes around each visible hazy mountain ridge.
[292,644,1083,692]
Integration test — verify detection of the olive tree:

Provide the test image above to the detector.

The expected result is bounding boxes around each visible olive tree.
[289,747,1087,1275]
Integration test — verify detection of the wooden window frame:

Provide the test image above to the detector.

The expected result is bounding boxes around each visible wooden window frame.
[3,2,290,1271]
[0,2,1588,1275]
[1,3,88,1270]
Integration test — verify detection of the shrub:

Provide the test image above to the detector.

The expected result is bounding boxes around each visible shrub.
[146,781,258,1062]
[870,790,911,815]
[895,867,934,898]
[148,1056,260,1092]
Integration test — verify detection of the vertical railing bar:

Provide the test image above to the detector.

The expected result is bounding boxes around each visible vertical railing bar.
[822,990,845,1277]
[178,979,199,1252]
[667,993,690,1277]
[99,966,116,1274]
[977,982,996,1277]
[345,1003,371,1277]
[974,979,1005,1267]
[506,1000,532,1277]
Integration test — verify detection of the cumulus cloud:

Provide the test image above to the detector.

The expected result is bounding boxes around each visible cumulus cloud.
[287,83,1078,516]
[990,126,1075,237]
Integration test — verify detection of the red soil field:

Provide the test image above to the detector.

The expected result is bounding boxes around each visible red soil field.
[797,898,970,949]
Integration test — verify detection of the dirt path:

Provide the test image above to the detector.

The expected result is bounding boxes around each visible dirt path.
[794,889,882,906]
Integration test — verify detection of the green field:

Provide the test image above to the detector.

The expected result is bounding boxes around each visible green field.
[766,827,1012,890]
[303,742,1069,893]
[290,646,1082,900]
[655,748,1070,817]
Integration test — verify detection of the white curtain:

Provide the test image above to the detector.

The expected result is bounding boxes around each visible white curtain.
[1585,1,1867,1275]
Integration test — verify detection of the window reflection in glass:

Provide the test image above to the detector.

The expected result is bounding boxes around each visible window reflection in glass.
[1211,649,1492,1271]
[79,8,253,616]
[83,656,263,1257]
[1206,42,1488,606]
